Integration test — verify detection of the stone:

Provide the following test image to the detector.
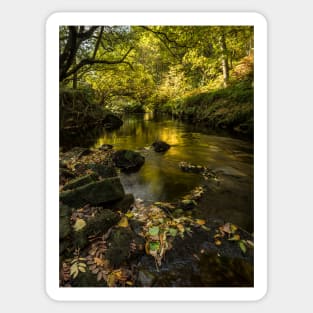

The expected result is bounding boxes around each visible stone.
[60,216,71,240]
[99,144,113,151]
[105,227,144,267]
[60,177,125,208]
[87,163,117,178]
[103,113,123,129]
[84,209,119,236]
[107,194,135,213]
[112,149,145,172]
[152,140,170,152]
[62,174,96,191]
[137,270,156,287]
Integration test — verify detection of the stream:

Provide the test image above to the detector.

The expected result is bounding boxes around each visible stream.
[61,112,253,232]
[61,112,254,286]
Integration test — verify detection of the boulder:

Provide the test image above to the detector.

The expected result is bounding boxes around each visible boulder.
[72,209,119,249]
[107,194,135,213]
[152,140,170,152]
[105,227,145,267]
[87,163,117,178]
[62,174,96,191]
[112,149,145,172]
[103,114,123,129]
[60,177,125,208]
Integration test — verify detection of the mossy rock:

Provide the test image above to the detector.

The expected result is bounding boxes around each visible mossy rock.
[71,210,119,250]
[87,163,117,178]
[112,150,145,172]
[84,209,119,236]
[107,194,135,213]
[152,140,170,152]
[62,174,96,191]
[60,216,71,239]
[60,204,72,217]
[105,227,143,267]
[60,178,125,208]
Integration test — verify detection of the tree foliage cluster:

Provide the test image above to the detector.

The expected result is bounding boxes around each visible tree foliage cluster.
[59,25,254,116]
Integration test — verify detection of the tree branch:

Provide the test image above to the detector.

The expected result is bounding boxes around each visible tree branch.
[64,47,134,79]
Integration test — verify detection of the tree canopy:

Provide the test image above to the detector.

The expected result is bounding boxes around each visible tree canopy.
[59,25,253,113]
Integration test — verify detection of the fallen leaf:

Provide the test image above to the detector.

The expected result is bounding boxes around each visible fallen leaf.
[201,225,210,232]
[148,226,159,236]
[195,219,206,225]
[169,228,178,237]
[125,212,134,218]
[228,234,241,241]
[177,224,185,233]
[73,218,87,232]
[245,240,254,248]
[149,241,160,252]
[118,216,129,228]
[239,241,247,253]
[214,239,222,246]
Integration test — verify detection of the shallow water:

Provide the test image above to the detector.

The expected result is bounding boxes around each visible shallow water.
[61,112,253,231]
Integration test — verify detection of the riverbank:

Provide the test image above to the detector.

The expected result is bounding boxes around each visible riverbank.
[155,55,254,139]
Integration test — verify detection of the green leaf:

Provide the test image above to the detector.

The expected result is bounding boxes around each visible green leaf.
[201,225,210,232]
[148,226,160,236]
[149,241,160,251]
[239,241,247,254]
[73,218,86,232]
[169,228,178,237]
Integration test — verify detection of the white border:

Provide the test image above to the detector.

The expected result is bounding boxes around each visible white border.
[46,12,267,301]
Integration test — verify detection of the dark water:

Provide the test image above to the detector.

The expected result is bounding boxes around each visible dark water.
[61,113,253,231]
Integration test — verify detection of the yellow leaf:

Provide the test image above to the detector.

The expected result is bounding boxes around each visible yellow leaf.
[177,224,184,233]
[125,212,134,218]
[228,234,241,241]
[126,281,133,286]
[230,224,238,232]
[94,257,105,266]
[113,269,123,280]
[214,239,222,246]
[70,263,78,275]
[73,218,86,232]
[118,216,129,228]
[195,219,206,225]
[78,266,86,272]
[107,273,116,287]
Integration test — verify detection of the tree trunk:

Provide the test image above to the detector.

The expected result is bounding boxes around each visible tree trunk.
[219,32,229,88]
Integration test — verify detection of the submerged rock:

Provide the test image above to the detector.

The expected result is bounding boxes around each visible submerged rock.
[112,149,145,172]
[152,140,170,152]
[60,177,125,207]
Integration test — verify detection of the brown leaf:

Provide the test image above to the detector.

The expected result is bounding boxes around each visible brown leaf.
[97,271,103,281]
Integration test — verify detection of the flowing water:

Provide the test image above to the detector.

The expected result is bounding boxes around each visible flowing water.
[61,113,253,231]
[61,113,254,286]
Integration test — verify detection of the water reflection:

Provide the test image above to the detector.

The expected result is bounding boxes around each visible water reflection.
[60,113,253,231]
